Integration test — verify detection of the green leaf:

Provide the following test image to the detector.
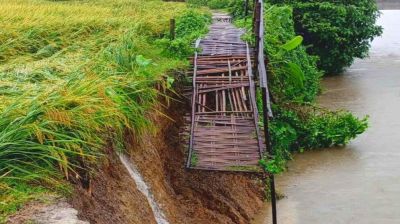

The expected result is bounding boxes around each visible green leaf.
[281,36,303,51]
[166,76,175,89]
[135,55,151,67]
[284,62,305,88]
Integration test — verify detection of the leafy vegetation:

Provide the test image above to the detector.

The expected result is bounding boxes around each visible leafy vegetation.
[0,0,207,220]
[268,0,383,74]
[229,0,254,19]
[263,6,321,102]
[157,10,211,58]
[230,2,369,174]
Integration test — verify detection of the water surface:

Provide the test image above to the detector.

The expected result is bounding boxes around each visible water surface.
[255,10,400,224]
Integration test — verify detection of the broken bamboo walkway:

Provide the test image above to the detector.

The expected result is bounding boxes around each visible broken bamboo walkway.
[185,13,265,172]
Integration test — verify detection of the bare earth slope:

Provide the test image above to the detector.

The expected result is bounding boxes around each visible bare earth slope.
[71,101,264,224]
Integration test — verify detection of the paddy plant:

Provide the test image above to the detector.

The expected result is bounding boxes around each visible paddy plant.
[0,0,204,219]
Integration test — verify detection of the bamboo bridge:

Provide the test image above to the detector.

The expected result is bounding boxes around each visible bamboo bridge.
[184,13,267,172]
[183,1,278,223]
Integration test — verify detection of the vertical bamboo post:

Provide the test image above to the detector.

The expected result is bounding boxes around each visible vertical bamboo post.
[253,1,278,223]
[244,0,249,19]
[254,2,261,73]
[170,19,175,40]
[261,88,278,224]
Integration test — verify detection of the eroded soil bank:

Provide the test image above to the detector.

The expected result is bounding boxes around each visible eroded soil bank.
[70,98,265,224]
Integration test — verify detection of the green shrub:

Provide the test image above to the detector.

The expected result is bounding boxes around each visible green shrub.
[264,6,322,102]
[175,10,211,38]
[274,105,368,148]
[268,0,382,74]
[260,104,368,174]
[299,109,368,149]
[158,10,211,58]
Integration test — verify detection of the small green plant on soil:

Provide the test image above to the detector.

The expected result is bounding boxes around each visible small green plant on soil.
[190,152,199,167]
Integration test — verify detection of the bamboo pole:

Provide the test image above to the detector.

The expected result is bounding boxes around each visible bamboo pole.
[254,1,277,223]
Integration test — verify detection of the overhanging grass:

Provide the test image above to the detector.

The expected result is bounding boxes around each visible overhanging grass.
[0,0,201,219]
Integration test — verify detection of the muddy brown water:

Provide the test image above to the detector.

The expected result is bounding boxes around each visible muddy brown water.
[254,10,400,224]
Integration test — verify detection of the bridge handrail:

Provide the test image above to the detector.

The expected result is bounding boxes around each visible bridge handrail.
[246,43,264,155]
[186,39,201,168]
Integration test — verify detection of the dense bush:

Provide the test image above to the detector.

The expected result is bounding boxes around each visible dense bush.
[272,105,368,150]
[175,10,211,38]
[261,105,368,173]
[268,0,383,74]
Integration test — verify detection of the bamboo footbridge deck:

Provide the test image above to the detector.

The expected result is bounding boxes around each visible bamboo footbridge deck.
[185,13,265,172]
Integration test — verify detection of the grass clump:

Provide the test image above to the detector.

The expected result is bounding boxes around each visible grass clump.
[190,152,199,167]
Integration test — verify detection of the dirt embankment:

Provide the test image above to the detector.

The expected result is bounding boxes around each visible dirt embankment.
[70,97,265,224]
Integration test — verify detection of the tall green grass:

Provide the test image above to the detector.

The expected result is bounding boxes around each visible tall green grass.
[0,0,197,219]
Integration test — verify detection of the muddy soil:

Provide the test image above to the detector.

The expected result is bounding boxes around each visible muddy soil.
[70,97,264,224]
[8,196,88,224]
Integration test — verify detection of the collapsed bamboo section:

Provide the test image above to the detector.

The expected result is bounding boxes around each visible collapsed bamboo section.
[185,14,264,172]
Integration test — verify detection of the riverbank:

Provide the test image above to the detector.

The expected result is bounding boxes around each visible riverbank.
[255,10,400,224]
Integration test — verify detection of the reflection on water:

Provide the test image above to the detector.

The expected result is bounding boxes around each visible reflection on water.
[255,10,400,224]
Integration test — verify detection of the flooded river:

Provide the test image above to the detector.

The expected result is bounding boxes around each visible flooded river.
[255,10,400,224]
